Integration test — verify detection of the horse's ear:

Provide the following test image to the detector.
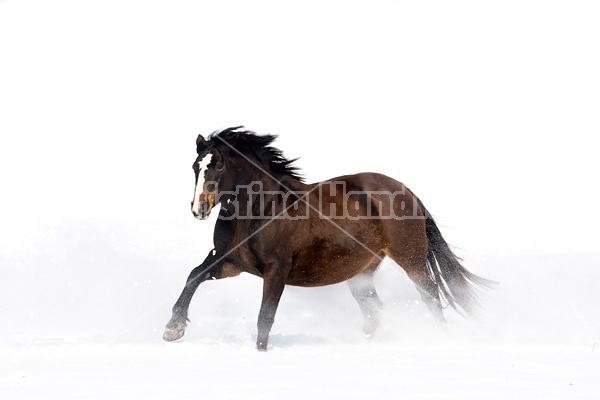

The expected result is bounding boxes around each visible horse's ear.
[196,134,206,154]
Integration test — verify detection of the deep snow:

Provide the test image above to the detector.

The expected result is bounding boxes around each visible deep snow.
[1,0,600,398]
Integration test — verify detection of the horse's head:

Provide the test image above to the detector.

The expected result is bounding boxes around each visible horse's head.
[190,126,304,220]
[191,131,238,220]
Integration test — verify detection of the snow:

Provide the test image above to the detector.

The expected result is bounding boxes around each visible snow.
[2,251,599,398]
[1,0,600,398]
[2,343,598,400]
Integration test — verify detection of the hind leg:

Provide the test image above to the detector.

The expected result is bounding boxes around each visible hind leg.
[348,255,384,336]
[385,250,446,324]
[407,268,446,324]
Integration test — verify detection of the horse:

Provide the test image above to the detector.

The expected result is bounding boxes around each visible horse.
[163,126,493,351]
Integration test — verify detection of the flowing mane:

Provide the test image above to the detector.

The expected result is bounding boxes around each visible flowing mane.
[205,126,304,182]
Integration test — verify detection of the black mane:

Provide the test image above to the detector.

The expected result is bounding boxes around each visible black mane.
[206,126,304,182]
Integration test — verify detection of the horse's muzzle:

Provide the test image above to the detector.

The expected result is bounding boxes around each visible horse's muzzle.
[192,194,215,220]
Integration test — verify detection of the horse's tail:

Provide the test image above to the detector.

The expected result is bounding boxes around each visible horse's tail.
[415,197,495,317]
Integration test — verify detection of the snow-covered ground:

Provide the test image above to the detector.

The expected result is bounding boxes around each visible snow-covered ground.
[2,342,598,400]
[1,0,599,398]
[2,239,599,398]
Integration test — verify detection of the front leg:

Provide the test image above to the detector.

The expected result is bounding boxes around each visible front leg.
[163,250,239,342]
[256,260,290,351]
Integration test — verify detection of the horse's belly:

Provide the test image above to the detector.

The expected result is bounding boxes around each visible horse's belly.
[287,251,375,287]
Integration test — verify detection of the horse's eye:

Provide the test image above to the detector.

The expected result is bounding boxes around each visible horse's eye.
[216,163,224,171]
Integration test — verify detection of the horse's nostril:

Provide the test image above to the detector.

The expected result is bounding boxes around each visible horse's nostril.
[192,201,211,220]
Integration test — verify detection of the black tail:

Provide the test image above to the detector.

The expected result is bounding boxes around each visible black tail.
[416,197,496,317]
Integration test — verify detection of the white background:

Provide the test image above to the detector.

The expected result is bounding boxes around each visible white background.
[1,1,599,398]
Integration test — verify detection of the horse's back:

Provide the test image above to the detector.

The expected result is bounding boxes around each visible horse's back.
[316,172,423,220]
[321,171,404,191]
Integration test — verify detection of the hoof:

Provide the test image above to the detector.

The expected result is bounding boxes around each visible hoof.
[163,328,185,342]
[363,320,379,337]
[256,341,268,352]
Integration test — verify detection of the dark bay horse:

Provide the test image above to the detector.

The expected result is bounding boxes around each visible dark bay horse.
[163,126,493,351]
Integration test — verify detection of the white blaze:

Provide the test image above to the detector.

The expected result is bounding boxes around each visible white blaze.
[191,153,213,215]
